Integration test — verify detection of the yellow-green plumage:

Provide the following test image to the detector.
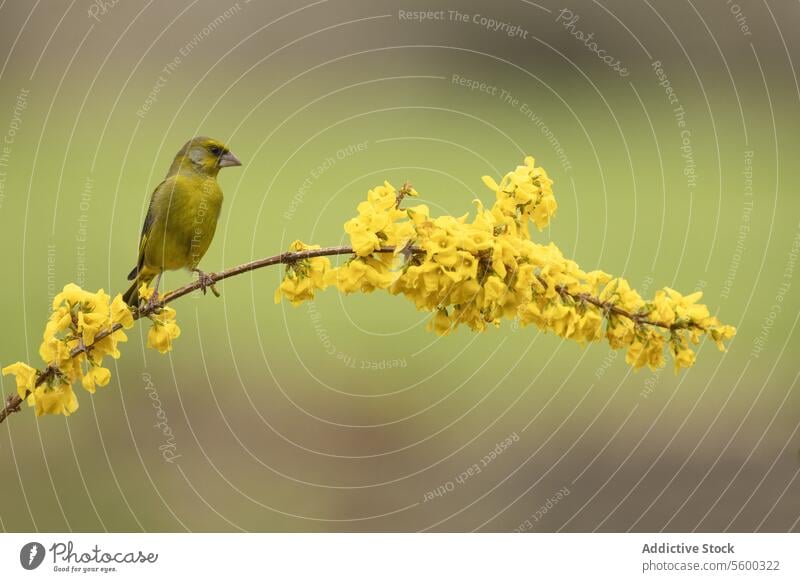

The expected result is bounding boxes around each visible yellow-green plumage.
[123,137,241,306]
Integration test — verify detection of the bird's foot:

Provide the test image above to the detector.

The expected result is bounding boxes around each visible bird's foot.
[143,288,161,313]
[139,271,165,314]
[193,269,220,297]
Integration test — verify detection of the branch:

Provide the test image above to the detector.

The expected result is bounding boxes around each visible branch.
[536,275,697,332]
[1,245,682,425]
[1,245,396,424]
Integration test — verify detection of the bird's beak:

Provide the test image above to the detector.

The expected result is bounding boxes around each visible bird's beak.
[218,151,242,167]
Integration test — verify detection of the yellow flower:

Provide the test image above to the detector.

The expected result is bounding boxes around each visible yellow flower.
[575,308,604,343]
[481,175,499,192]
[672,344,696,372]
[147,320,181,354]
[111,294,135,329]
[345,221,381,257]
[325,258,394,294]
[52,282,88,309]
[274,241,331,305]
[483,276,508,306]
[626,335,665,371]
[2,362,37,399]
[709,325,736,351]
[147,306,181,353]
[92,331,126,360]
[606,318,635,349]
[31,383,79,417]
[274,275,310,305]
[138,283,155,302]
[46,306,73,335]
[81,366,111,393]
[78,310,103,345]
[532,195,557,231]
[428,309,452,336]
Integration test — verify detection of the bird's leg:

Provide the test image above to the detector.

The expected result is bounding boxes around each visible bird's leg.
[144,271,164,312]
[192,268,220,297]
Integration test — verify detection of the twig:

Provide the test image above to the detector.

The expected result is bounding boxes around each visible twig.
[535,275,694,332]
[1,394,23,423]
[1,245,683,424]
[395,182,413,209]
[0,245,396,424]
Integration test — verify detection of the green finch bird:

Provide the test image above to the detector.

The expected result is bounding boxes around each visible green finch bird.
[122,137,242,306]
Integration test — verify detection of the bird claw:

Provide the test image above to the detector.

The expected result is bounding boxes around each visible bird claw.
[144,288,161,313]
[193,269,220,297]
[138,271,165,314]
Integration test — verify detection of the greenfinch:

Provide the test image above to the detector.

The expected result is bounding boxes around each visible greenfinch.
[123,137,241,306]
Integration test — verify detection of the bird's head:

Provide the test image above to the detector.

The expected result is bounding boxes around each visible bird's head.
[170,136,241,177]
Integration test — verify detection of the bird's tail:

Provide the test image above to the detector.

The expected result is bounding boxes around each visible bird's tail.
[123,272,154,307]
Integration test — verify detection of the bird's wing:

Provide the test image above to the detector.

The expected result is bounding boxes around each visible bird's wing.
[126,180,165,281]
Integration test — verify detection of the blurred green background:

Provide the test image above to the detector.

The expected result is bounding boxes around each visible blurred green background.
[0,0,798,532]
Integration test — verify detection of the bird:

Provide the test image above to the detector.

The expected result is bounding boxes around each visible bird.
[122,137,242,307]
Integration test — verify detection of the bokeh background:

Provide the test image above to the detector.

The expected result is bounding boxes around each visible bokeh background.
[0,0,798,532]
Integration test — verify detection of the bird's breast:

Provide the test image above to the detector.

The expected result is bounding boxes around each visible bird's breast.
[154,176,223,269]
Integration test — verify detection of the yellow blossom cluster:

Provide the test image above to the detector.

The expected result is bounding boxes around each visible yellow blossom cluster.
[2,282,182,417]
[1,155,737,423]
[273,241,332,305]
[275,156,735,372]
[138,285,182,353]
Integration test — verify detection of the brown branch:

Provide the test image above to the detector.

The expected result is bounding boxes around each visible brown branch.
[1,245,687,425]
[1,393,24,423]
[1,245,397,424]
[535,275,695,332]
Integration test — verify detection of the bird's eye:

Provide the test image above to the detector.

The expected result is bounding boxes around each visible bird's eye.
[210,146,222,156]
